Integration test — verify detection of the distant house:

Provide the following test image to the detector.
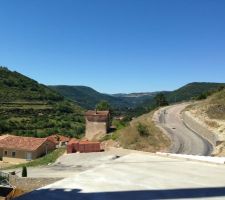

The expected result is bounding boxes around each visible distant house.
[47,134,70,148]
[85,110,110,141]
[0,135,55,163]
[67,139,101,154]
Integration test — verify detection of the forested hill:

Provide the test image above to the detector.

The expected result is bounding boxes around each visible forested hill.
[49,85,156,109]
[166,82,225,103]
[49,85,128,109]
[129,82,225,117]
[0,67,84,138]
[51,82,225,113]
[0,67,63,102]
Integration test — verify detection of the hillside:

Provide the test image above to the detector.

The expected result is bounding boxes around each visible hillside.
[187,88,225,121]
[140,82,225,108]
[0,67,63,102]
[50,83,225,119]
[205,89,225,120]
[166,82,225,102]
[50,85,156,109]
[0,67,84,138]
[102,110,170,152]
[126,82,225,118]
[185,88,225,155]
[49,85,126,109]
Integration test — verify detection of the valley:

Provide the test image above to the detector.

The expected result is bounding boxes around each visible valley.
[1,67,225,200]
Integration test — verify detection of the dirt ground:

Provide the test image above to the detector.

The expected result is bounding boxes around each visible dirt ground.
[9,175,62,197]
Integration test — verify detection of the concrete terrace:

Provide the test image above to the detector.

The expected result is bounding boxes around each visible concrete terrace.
[16,150,225,200]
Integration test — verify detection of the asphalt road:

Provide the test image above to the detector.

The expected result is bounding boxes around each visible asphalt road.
[156,103,213,156]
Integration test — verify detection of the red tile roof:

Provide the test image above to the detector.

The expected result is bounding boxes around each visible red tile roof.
[0,134,10,140]
[47,134,70,144]
[0,135,50,151]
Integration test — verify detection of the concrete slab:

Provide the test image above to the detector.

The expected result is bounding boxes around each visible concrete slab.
[16,152,225,200]
[5,152,127,178]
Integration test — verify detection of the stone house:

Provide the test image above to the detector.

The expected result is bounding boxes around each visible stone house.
[0,135,56,163]
[85,110,110,141]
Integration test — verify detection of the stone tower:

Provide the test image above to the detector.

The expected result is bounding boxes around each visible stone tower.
[85,110,110,141]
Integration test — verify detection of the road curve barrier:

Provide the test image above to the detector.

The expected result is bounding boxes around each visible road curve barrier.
[156,152,225,164]
[182,111,218,147]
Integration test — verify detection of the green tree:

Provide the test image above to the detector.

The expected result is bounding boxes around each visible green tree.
[154,93,169,107]
[96,100,110,111]
[196,93,207,100]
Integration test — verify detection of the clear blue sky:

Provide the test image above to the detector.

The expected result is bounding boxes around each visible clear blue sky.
[0,0,225,93]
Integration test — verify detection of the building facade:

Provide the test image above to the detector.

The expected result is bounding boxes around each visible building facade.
[85,110,110,141]
[0,135,56,163]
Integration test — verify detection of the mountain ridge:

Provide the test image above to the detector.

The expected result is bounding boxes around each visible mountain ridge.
[49,85,155,109]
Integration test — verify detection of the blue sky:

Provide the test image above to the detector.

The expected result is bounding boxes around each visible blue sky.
[0,0,225,93]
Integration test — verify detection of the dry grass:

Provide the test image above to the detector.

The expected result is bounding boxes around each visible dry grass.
[205,89,225,120]
[204,120,220,128]
[117,111,170,152]
[189,89,225,120]
[206,104,225,120]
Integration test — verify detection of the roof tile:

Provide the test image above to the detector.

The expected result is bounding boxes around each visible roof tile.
[0,135,49,151]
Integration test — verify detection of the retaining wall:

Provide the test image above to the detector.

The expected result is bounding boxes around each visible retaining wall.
[182,111,218,146]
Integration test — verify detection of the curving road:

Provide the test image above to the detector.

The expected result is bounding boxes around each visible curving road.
[155,103,213,156]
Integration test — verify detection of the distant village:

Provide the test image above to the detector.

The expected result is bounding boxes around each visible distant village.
[0,110,110,164]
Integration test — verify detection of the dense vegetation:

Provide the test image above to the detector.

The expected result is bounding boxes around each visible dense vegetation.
[0,67,63,102]
[0,67,85,138]
[96,100,111,111]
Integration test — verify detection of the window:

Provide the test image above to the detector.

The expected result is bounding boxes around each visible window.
[4,151,7,156]
[12,152,16,157]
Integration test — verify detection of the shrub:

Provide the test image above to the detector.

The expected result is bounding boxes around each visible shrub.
[137,123,149,137]
[22,166,27,177]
